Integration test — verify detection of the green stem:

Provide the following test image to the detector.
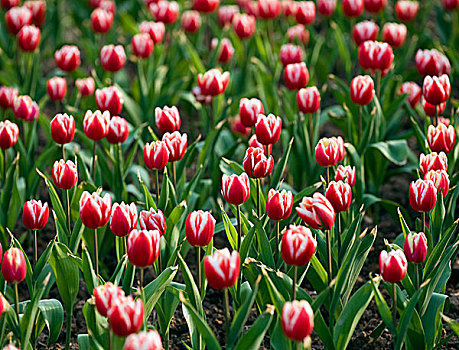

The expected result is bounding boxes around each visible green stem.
[256,178,261,218]
[423,212,426,235]
[376,70,381,101]
[34,229,37,265]
[237,204,242,303]
[327,229,332,283]
[434,105,438,127]
[62,144,65,161]
[276,221,280,264]
[337,213,341,265]
[172,161,176,189]
[197,247,201,291]
[224,288,230,343]
[292,266,298,301]
[65,307,73,350]
[94,228,99,276]
[14,282,19,316]
[66,189,71,233]
[2,148,5,183]
[358,106,362,142]
[308,113,313,150]
[109,329,113,350]
[91,141,96,182]
[326,167,330,187]
[155,169,160,204]
[392,282,397,326]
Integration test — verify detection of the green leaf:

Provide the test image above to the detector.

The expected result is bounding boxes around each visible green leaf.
[177,253,203,315]
[367,140,409,166]
[371,276,395,335]
[221,206,237,250]
[234,306,274,350]
[395,288,422,350]
[37,299,64,345]
[143,266,178,318]
[269,137,294,189]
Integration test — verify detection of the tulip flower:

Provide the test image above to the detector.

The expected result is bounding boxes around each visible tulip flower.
[359,41,394,77]
[382,23,407,48]
[249,134,272,155]
[352,20,379,46]
[124,330,164,350]
[287,24,309,44]
[0,86,18,109]
[181,10,201,33]
[326,181,352,213]
[54,45,81,72]
[0,120,19,150]
[415,49,450,76]
[423,75,451,107]
[5,7,32,35]
[127,229,161,268]
[107,116,129,145]
[75,77,95,97]
[297,87,320,114]
[444,0,459,9]
[95,86,124,116]
[422,98,446,118]
[318,0,336,16]
[2,247,26,315]
[23,199,49,263]
[399,82,421,108]
[232,13,256,39]
[239,98,264,128]
[210,38,234,64]
[279,44,303,67]
[0,291,9,319]
[350,75,374,139]
[266,189,293,222]
[155,106,181,134]
[24,0,46,27]
[427,122,456,153]
[295,1,315,25]
[1,0,19,10]
[13,95,34,120]
[364,0,386,13]
[281,300,314,342]
[108,295,144,337]
[255,114,282,146]
[17,25,40,52]
[218,5,239,27]
[144,140,169,200]
[139,208,167,236]
[110,202,138,237]
[100,44,126,73]
[257,0,280,19]
[93,282,125,317]
[404,232,427,264]
[149,1,179,24]
[47,77,67,101]
[395,1,419,22]
[424,170,449,198]
[204,248,240,290]
[131,33,154,59]
[197,69,230,96]
[419,152,448,176]
[140,21,165,44]
[50,113,75,147]
[409,179,437,214]
[342,0,364,17]
[335,165,356,187]
[315,136,344,170]
[91,8,113,34]
[52,159,78,231]
[284,62,309,90]
[243,147,274,179]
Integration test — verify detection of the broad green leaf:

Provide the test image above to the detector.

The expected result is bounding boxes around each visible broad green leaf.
[234,306,274,350]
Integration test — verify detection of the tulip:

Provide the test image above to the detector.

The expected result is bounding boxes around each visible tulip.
[124,330,164,350]
[404,232,427,264]
[409,179,437,213]
[296,192,335,230]
[53,159,78,190]
[395,1,419,22]
[197,69,230,96]
[192,86,212,105]
[93,282,125,317]
[281,300,314,341]
[193,0,219,13]
[281,225,317,267]
[443,0,459,9]
[144,140,169,173]
[318,0,336,16]
[335,165,356,187]
[161,131,187,182]
[95,86,124,115]
[279,44,303,67]
[5,7,32,35]
[427,123,456,153]
[284,62,309,90]
[23,199,49,264]
[415,49,451,76]
[352,20,379,46]
[221,173,250,206]
[0,120,19,150]
[287,24,310,44]
[255,114,282,146]
[419,152,448,176]
[326,181,352,213]
[127,229,161,268]
[54,45,81,72]
[239,98,264,128]
[295,1,315,25]
[350,75,375,107]
[91,8,113,33]
[107,116,129,144]
[424,170,449,198]
[75,77,95,97]
[24,1,46,27]
[315,136,344,168]
[243,147,274,178]
[342,0,364,17]
[382,23,407,48]
[155,106,181,134]
[83,110,110,141]
[100,44,126,73]
[257,0,280,19]
[110,202,138,237]
[139,208,167,236]
[181,10,201,33]
[399,82,421,108]
[218,5,238,27]
[0,86,18,109]
[149,1,179,24]
[50,113,75,147]
[211,38,234,64]
[12,95,34,120]
[2,247,26,315]
[229,115,250,136]
[17,25,40,51]
[1,0,19,10]
[364,0,386,13]
[423,75,451,106]
[47,77,67,101]
[249,134,272,155]
[232,13,256,39]
[108,296,144,337]
[99,0,116,14]
[131,33,154,59]
[204,248,240,290]
[0,291,9,319]
[140,21,165,44]
[359,40,394,72]
[266,189,293,221]
[296,87,320,115]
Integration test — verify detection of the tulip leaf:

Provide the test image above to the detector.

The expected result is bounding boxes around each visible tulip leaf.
[220,206,237,250]
[370,277,395,335]
[367,140,409,166]
[269,137,294,189]
[177,253,204,316]
[36,299,64,345]
[234,306,274,350]
[32,238,55,282]
[143,266,178,318]
[395,288,422,350]
[421,293,447,349]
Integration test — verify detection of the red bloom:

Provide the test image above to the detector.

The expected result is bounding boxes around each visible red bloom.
[423,75,451,105]
[427,123,456,153]
[52,159,78,190]
[144,140,169,170]
[91,8,113,33]
[17,25,40,51]
[243,146,274,178]
[424,169,449,197]
[107,116,129,144]
[342,0,364,17]
[185,210,216,247]
[108,296,144,337]
[379,250,407,283]
[296,192,335,230]
[280,43,303,67]
[335,165,356,187]
[131,33,154,59]
[54,45,81,72]
[100,44,126,72]
[110,202,138,237]
[76,77,95,97]
[255,114,282,145]
[415,49,450,76]
[155,106,181,134]
[232,13,256,39]
[0,120,19,149]
[352,20,379,46]
[315,136,344,167]
[281,225,317,266]
[326,180,352,213]
[5,6,32,35]
[162,131,187,162]
[23,199,49,230]
[124,331,164,350]
[139,208,167,236]
[197,69,230,96]
[83,110,110,141]
[222,173,250,205]
[149,1,179,24]
[284,62,309,90]
[295,1,315,25]
[404,232,427,263]
[266,189,293,221]
[409,179,437,212]
[419,152,448,176]
[399,82,421,108]
[350,75,374,106]
[47,77,67,101]
[395,1,419,22]
[95,86,124,115]
[204,248,240,289]
[79,191,112,229]
[281,300,314,341]
[93,282,125,317]
[2,248,27,283]
[140,21,165,44]
[382,23,407,48]
[127,229,160,267]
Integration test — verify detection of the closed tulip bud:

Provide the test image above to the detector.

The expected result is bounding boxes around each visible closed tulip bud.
[140,21,165,44]
[54,45,81,72]
[107,116,129,144]
[162,131,187,162]
[266,189,293,221]
[297,87,320,114]
[424,170,449,197]
[364,0,386,13]
[204,248,240,289]
[232,13,256,39]
[244,0,260,16]
[315,136,344,167]
[404,232,427,263]
[17,25,40,51]
[91,8,113,33]
[50,113,74,145]
[1,0,19,10]
[255,114,282,145]
[229,115,250,136]
[342,0,364,17]
[443,0,459,10]
[296,192,335,230]
[108,296,144,337]
[79,191,112,229]
[352,20,379,46]
[280,0,297,18]
[13,95,33,120]
[382,23,407,48]
[100,44,126,72]
[258,0,280,19]
[419,152,448,176]
[423,75,451,105]
[409,179,437,212]
[26,101,39,122]
[335,165,356,187]
[222,173,250,205]
[395,1,419,22]
[149,1,179,24]
[47,77,67,101]
[284,62,309,90]
[75,77,95,97]
[318,0,336,16]
[2,248,27,283]
[287,24,310,44]
[83,110,110,141]
[185,210,215,247]
[124,330,164,350]
[155,106,181,134]
[379,250,407,283]
[350,75,375,106]
[427,123,456,153]
[144,141,169,170]
[295,1,315,25]
[131,33,154,59]
[111,202,138,237]
[139,208,167,236]
[415,49,451,76]
[281,300,314,341]
[0,120,19,149]
[0,86,18,109]
[181,10,201,33]
[249,134,272,155]
[243,147,274,178]
[438,117,451,126]
[93,282,125,317]
[280,44,303,67]
[193,0,219,13]
[399,82,421,108]
[5,7,32,35]
[0,291,9,318]
[52,160,78,190]
[218,5,239,27]
[326,181,352,213]
[99,0,116,14]
[423,98,445,118]
[197,69,230,96]
[95,87,123,116]
[239,98,264,128]
[23,199,49,230]
[281,225,317,266]
[127,229,160,267]
[192,86,212,105]
[24,1,46,27]
[359,41,394,71]
[211,38,234,64]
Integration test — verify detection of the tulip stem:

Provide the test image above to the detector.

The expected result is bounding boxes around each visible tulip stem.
[62,144,65,161]
[155,169,160,204]
[376,70,381,101]
[172,161,177,189]
[65,307,73,350]
[309,113,313,150]
[109,329,113,350]
[2,148,6,182]
[224,288,230,342]
[91,141,96,182]
[415,263,421,290]
[292,266,298,301]
[337,213,341,265]
[358,106,362,142]
[197,247,201,291]
[326,167,330,187]
[276,221,280,264]
[94,228,99,276]
[66,189,71,233]
[14,282,19,316]
[256,178,261,218]
[434,105,438,127]
[237,204,242,302]
[34,229,37,265]
[422,212,426,236]
[326,229,332,283]
[392,282,397,326]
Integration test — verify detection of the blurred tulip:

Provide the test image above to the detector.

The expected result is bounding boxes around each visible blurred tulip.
[281,225,317,266]
[318,0,336,16]
[380,250,407,283]
[286,24,309,44]
[186,210,215,247]
[280,44,303,67]
[108,296,144,337]
[193,0,219,13]
[127,229,160,267]
[149,1,179,24]
[395,1,419,22]
[1,0,19,10]
[229,115,250,136]
[93,282,125,317]
[281,300,314,341]
[222,173,250,205]
[415,49,451,76]
[95,86,124,115]
[243,146,274,178]
[350,75,374,106]
[364,0,386,13]
[79,191,112,229]
[297,87,320,114]
[404,232,427,263]
[342,0,364,17]
[315,136,344,167]
[162,131,187,162]
[422,98,445,117]
[0,120,19,149]
[144,141,169,170]
[427,123,456,153]
[52,159,78,190]
[99,0,116,14]
[1,248,26,283]
[17,25,40,51]
[100,44,126,72]
[192,86,212,105]
[181,10,201,33]
[23,199,48,230]
[335,165,356,187]
[258,0,280,19]
[239,98,264,127]
[139,208,167,236]
[424,169,449,197]
[211,38,234,64]
[284,62,309,90]
[443,0,459,9]
[204,248,240,289]
[140,21,165,44]
[295,1,315,25]
[5,7,32,35]
[197,69,230,96]
[54,45,81,72]
[296,193,335,229]
[419,152,448,176]
[110,202,138,237]
[232,13,256,39]
[0,291,9,318]
[0,86,18,109]
[155,106,181,134]
[107,116,129,144]
[13,95,33,120]
[382,23,407,48]
[409,179,437,212]
[399,82,421,108]
[218,5,239,27]
[352,20,379,46]
[47,77,67,101]
[76,77,95,97]
[266,189,293,221]
[124,330,164,350]
[423,75,450,105]
[131,33,154,58]
[91,8,113,33]
[255,114,282,145]
[359,41,394,71]
[83,110,110,141]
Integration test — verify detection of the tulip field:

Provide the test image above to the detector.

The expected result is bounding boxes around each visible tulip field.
[1,0,459,349]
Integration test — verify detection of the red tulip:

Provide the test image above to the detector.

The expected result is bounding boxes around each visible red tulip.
[100,44,126,72]
[266,189,293,221]
[318,0,336,16]
[131,33,154,59]
[364,0,386,13]
[76,77,95,97]
[0,86,18,109]
[52,160,78,190]
[107,116,129,144]
[54,45,81,72]
[399,82,421,108]
[149,1,179,24]
[95,86,124,115]
[13,95,33,120]
[211,38,234,64]
[144,141,169,170]
[0,120,19,149]
[218,5,239,27]
[382,23,407,48]
[79,191,112,229]
[359,40,394,71]
[91,8,113,33]
[281,300,314,341]
[193,0,219,13]
[409,179,437,212]
[155,106,181,134]
[258,0,280,19]
[342,0,364,17]
[17,25,40,51]
[379,250,407,283]
[424,170,449,197]
[315,136,344,167]
[243,147,274,178]
[287,24,309,44]
[181,10,201,33]
[83,110,110,141]
[443,0,459,9]
[140,21,165,44]
[0,291,9,318]
[1,0,19,10]
[232,13,256,39]
[50,113,75,145]
[284,62,309,90]
[296,193,335,230]
[352,20,379,46]
[297,87,320,114]
[222,173,250,205]
[427,123,456,153]
[139,208,167,236]
[249,134,272,155]
[419,152,448,176]
[239,98,264,127]
[162,131,187,162]
[204,248,240,289]
[23,199,49,230]
[110,202,138,237]
[404,232,427,263]
[423,75,450,106]
[47,77,67,101]
[185,210,215,247]
[395,1,419,22]
[99,0,116,14]
[108,296,144,337]
[229,115,250,137]
[281,225,317,266]
[335,165,356,187]
[197,69,230,96]
[350,75,374,106]
[280,44,303,67]
[24,1,46,27]
[422,98,445,118]
[127,229,160,267]
[5,7,32,35]
[192,86,212,105]
[93,282,125,317]
[124,330,164,350]
[326,181,352,213]
[255,114,282,145]
[295,1,315,25]
[415,49,451,76]
[1,248,27,283]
